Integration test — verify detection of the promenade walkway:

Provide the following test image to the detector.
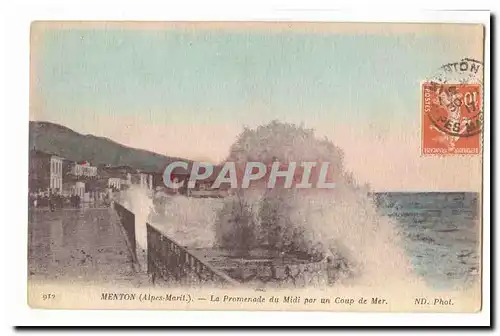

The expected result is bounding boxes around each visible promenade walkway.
[28,207,147,287]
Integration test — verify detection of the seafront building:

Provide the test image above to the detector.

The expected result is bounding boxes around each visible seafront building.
[29,149,232,203]
[29,150,154,204]
[29,150,64,194]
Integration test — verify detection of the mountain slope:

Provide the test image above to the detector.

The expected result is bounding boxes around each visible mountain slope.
[29,121,191,172]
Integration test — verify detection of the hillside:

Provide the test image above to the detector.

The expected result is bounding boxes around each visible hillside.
[29,121,191,172]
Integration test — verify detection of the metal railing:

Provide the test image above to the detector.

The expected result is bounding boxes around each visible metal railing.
[113,202,137,261]
[147,223,239,286]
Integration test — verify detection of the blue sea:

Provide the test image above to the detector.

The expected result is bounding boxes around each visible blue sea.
[372,192,480,290]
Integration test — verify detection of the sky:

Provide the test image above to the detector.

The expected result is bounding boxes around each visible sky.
[30,22,484,191]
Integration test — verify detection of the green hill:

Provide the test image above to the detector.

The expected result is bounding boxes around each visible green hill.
[29,121,191,172]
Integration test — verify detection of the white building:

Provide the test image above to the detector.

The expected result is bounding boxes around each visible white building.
[83,165,97,177]
[71,162,97,177]
[71,163,84,176]
[108,178,121,190]
[50,156,63,192]
[71,181,85,198]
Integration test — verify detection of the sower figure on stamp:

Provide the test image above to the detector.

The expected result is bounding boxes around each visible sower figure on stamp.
[433,85,464,151]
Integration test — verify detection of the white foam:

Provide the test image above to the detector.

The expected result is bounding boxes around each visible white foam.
[122,121,427,288]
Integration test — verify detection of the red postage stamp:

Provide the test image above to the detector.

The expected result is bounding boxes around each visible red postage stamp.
[421,83,482,155]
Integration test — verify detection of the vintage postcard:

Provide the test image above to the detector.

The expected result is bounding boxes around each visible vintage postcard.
[28,21,485,313]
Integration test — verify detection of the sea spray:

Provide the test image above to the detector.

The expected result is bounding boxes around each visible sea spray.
[122,120,426,288]
[121,187,223,248]
[288,188,417,287]
[120,185,153,271]
[213,121,423,287]
[154,195,223,248]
